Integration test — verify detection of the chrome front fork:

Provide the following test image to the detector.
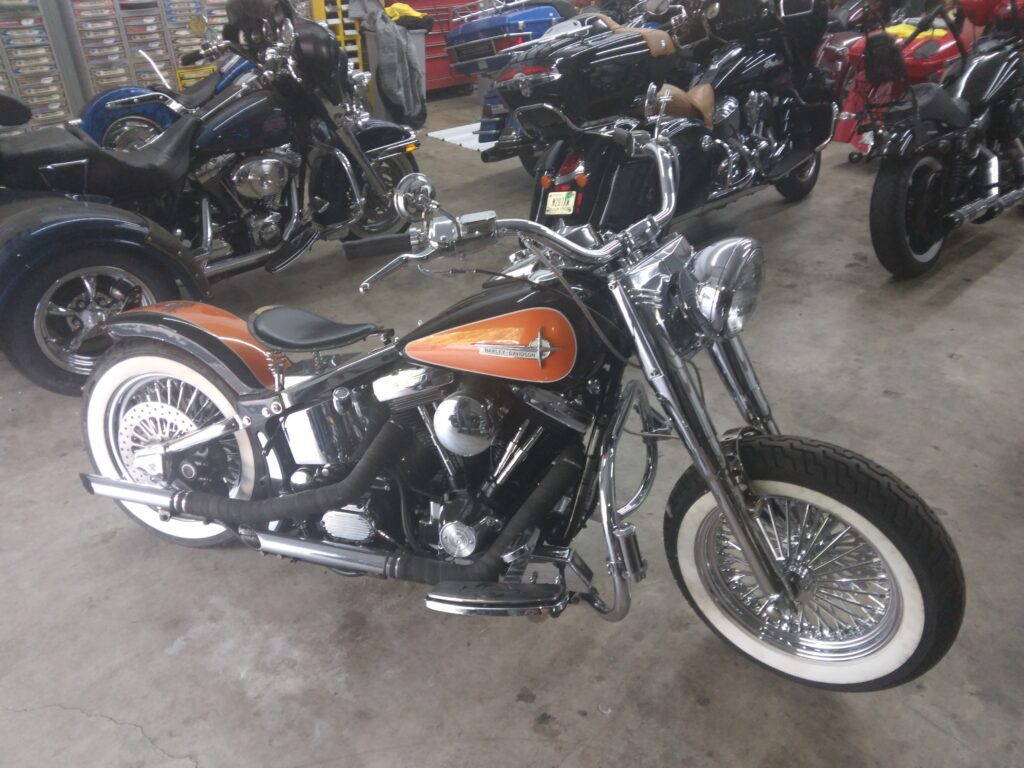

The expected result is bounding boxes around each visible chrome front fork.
[607,281,789,604]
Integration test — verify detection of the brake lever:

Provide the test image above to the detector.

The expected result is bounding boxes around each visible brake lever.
[359,244,439,293]
[359,254,410,294]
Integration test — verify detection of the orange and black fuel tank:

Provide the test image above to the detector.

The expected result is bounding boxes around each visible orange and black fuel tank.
[401,278,624,389]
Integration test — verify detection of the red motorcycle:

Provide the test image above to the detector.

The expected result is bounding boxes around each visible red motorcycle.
[819,16,980,160]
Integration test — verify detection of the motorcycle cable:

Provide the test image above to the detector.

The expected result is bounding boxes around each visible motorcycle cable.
[386,468,434,557]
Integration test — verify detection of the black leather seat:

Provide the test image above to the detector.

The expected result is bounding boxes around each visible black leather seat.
[910,83,971,129]
[0,92,31,127]
[0,115,199,199]
[155,70,221,110]
[249,306,383,352]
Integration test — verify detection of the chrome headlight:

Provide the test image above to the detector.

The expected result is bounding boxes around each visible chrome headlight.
[685,237,763,339]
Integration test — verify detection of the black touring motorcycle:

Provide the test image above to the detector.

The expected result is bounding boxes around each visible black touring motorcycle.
[0,0,419,393]
[81,125,963,691]
[868,0,1024,277]
[493,0,837,229]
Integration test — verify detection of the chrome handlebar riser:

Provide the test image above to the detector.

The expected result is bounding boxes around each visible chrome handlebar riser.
[360,133,679,292]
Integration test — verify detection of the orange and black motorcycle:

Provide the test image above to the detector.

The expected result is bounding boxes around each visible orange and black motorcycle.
[81,131,963,691]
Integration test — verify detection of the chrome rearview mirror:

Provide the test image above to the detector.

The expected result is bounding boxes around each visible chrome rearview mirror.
[394,173,438,221]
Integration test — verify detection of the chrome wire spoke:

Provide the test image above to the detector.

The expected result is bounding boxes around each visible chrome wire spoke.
[113,375,242,495]
[696,495,901,661]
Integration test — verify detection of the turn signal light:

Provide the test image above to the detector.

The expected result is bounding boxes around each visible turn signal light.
[405,144,417,153]
[575,173,588,188]
[540,174,553,189]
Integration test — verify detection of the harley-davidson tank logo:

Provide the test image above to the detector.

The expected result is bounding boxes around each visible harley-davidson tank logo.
[475,329,557,367]
[404,307,577,383]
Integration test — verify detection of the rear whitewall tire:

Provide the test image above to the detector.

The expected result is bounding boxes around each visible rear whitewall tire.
[83,345,259,546]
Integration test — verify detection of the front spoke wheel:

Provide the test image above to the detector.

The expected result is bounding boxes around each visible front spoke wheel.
[664,435,964,690]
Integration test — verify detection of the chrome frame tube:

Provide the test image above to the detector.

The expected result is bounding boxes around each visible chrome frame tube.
[708,337,779,436]
[327,146,365,223]
[607,280,787,600]
[334,121,389,196]
[582,379,661,622]
[615,385,660,518]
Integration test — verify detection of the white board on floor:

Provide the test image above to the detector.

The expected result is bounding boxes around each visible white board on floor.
[427,123,496,153]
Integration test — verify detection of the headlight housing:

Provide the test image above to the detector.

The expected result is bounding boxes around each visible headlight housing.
[684,237,764,339]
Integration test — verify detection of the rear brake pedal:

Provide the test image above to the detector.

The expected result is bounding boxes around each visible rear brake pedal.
[424,581,568,617]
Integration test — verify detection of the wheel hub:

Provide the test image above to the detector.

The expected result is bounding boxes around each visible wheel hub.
[33,268,153,374]
[117,401,197,482]
[698,497,901,661]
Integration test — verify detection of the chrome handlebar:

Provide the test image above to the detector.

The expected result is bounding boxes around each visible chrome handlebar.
[359,131,678,293]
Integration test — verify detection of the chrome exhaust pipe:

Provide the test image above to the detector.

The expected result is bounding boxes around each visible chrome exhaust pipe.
[949,185,1024,227]
[255,532,395,577]
[81,474,182,509]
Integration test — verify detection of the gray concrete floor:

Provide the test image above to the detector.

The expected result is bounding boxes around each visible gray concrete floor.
[1,91,1022,768]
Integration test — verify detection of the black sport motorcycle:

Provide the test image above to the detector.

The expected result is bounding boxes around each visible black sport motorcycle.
[80,126,963,691]
[0,0,419,394]
[869,0,1024,278]
[494,0,837,230]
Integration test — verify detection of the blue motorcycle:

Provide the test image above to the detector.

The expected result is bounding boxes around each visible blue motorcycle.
[0,6,420,394]
[79,54,255,149]
[446,0,580,174]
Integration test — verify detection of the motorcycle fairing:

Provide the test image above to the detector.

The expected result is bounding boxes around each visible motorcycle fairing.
[0,191,209,310]
[105,302,277,392]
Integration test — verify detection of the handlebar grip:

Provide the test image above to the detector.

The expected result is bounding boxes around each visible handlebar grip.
[612,127,631,147]
[180,49,205,66]
[343,233,414,260]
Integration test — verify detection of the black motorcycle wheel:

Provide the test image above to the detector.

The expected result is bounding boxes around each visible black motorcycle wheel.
[1,251,178,395]
[774,152,821,202]
[348,154,418,239]
[870,154,948,278]
[663,435,965,692]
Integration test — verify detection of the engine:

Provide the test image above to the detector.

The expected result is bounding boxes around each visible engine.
[194,147,301,252]
[281,364,593,561]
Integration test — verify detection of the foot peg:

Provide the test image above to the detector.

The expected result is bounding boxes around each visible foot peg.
[425,581,568,617]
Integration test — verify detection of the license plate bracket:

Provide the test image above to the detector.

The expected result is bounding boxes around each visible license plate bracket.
[545,190,576,216]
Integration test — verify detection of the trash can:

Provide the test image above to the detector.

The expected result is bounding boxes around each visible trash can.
[363,28,426,122]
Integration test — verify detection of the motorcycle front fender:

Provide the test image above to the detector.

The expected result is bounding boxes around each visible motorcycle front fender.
[0,191,209,310]
[104,302,277,394]
[355,119,420,160]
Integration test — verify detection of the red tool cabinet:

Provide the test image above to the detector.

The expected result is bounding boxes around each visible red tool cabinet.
[406,0,473,91]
